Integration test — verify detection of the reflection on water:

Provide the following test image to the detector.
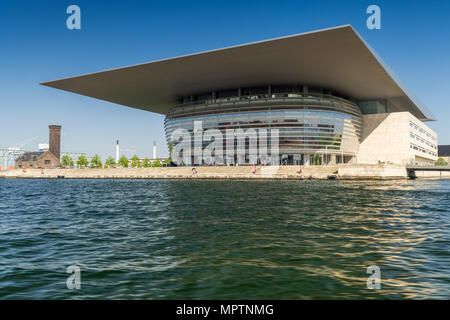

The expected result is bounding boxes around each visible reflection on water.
[0,178,448,299]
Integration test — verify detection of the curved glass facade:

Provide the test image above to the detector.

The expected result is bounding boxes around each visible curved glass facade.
[165,86,362,165]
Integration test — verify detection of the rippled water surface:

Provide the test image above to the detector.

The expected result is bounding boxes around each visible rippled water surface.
[0,178,449,299]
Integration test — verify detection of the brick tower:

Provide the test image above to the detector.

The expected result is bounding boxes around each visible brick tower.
[48,125,62,161]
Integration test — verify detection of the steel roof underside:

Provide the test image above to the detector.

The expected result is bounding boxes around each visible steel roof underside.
[41,25,435,121]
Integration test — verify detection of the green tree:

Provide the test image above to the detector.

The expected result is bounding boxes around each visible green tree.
[152,158,162,167]
[104,157,116,168]
[168,142,175,160]
[131,155,141,168]
[162,158,170,166]
[60,154,74,167]
[90,154,102,168]
[142,157,151,168]
[313,154,322,165]
[118,155,129,168]
[76,155,89,168]
[435,157,448,166]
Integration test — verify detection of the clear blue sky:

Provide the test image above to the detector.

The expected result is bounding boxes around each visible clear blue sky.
[1,0,449,159]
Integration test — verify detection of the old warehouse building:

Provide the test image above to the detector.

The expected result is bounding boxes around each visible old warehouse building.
[15,125,61,169]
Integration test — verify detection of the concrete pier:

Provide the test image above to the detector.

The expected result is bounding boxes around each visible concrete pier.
[1,164,449,180]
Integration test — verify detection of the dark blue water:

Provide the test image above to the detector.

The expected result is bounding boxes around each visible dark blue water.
[0,178,449,299]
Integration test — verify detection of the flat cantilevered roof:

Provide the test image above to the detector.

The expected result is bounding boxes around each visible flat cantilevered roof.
[41,25,435,121]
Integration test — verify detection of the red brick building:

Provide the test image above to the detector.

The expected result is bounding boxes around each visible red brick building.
[15,151,60,169]
[15,125,61,169]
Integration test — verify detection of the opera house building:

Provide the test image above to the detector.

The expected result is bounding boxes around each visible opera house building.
[42,25,438,166]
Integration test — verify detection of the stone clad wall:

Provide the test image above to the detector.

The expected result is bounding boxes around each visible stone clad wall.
[356,112,410,165]
[414,170,450,178]
[338,164,407,179]
[3,165,450,180]
[356,112,437,166]
[340,118,360,156]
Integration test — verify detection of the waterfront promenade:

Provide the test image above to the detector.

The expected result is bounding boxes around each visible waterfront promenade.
[2,164,449,180]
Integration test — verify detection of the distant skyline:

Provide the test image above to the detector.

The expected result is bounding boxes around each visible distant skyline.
[1,0,449,160]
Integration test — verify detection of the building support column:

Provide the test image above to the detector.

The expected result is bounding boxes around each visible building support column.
[304,154,310,166]
[330,154,336,165]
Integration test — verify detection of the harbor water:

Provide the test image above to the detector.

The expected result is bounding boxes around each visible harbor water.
[0,178,448,299]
